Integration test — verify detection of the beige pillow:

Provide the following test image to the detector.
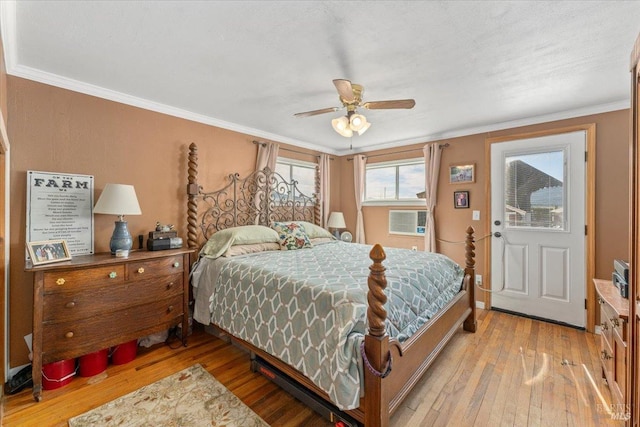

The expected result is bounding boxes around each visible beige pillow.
[199,225,279,258]
[224,242,280,257]
[292,221,335,239]
[309,237,334,245]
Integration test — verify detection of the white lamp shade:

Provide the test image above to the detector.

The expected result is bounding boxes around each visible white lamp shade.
[327,212,346,229]
[94,184,142,216]
[349,114,367,131]
[356,120,371,135]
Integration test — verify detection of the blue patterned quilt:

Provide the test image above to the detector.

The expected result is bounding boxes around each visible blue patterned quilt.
[191,241,464,410]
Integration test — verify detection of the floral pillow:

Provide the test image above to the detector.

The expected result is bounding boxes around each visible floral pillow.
[271,222,312,250]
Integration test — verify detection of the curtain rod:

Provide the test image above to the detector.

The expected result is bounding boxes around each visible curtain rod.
[252,140,334,160]
[346,143,449,161]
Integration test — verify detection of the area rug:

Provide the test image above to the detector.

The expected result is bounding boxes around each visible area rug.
[68,364,269,427]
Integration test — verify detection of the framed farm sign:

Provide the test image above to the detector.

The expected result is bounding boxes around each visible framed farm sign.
[26,171,94,257]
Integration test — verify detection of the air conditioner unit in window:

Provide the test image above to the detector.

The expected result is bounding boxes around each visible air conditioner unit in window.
[389,210,427,236]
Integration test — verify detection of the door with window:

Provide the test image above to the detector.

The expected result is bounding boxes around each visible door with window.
[490,131,586,327]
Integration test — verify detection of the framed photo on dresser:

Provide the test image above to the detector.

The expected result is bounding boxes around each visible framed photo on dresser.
[27,239,71,265]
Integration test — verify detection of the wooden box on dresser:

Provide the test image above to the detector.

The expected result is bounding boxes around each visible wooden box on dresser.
[595,279,629,407]
[26,248,194,402]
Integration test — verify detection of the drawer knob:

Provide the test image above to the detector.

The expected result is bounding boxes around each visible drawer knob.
[597,297,604,305]
[65,301,76,309]
[167,282,174,289]
[173,262,180,268]
[109,271,117,279]
[600,322,608,331]
[56,278,66,286]
[168,305,174,313]
[611,318,620,327]
[138,267,145,274]
[601,350,612,360]
[65,331,74,339]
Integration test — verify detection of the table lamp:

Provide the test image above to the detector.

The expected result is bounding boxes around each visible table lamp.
[94,183,142,254]
[327,212,346,238]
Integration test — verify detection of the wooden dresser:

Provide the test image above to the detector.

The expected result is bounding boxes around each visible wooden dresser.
[27,248,194,401]
[594,278,629,407]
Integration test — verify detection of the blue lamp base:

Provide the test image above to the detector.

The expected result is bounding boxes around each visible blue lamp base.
[110,220,133,254]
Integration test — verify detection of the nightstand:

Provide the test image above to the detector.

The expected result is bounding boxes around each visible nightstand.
[27,248,195,401]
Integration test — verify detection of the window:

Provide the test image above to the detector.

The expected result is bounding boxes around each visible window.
[275,158,316,199]
[365,158,425,204]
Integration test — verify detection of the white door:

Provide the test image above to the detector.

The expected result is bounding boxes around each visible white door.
[490,131,586,327]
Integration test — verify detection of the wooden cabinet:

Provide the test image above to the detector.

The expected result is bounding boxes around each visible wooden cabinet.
[595,279,629,407]
[27,248,194,401]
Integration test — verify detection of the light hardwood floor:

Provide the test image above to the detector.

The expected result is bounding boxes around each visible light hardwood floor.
[3,309,623,426]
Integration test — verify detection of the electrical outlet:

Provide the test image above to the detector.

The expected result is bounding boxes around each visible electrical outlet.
[475,274,482,285]
[472,210,480,221]
[411,246,418,251]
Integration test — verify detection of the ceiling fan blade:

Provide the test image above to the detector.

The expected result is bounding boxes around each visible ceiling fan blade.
[294,107,339,118]
[363,99,416,110]
[333,79,355,102]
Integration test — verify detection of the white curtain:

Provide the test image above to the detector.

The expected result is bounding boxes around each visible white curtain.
[255,142,279,224]
[353,154,366,243]
[256,141,279,171]
[423,143,442,252]
[318,153,330,227]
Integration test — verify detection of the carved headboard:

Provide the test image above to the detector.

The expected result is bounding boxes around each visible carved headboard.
[186,143,318,249]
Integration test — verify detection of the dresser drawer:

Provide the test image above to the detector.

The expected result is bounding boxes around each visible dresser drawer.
[126,255,184,282]
[600,305,614,347]
[42,294,183,362]
[43,265,125,292]
[43,273,184,323]
[601,333,614,385]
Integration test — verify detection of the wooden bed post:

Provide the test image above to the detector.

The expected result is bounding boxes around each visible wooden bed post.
[364,244,390,427]
[463,226,477,332]
[187,143,199,256]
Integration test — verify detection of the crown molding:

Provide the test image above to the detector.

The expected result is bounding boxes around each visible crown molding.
[339,100,629,155]
[8,64,340,155]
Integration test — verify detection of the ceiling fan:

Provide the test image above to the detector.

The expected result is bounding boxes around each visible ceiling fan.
[294,79,416,137]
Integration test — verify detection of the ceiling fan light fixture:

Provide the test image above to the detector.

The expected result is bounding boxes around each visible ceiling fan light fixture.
[295,79,415,139]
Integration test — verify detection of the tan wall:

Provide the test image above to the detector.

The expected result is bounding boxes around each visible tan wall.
[339,110,630,301]
[7,77,338,367]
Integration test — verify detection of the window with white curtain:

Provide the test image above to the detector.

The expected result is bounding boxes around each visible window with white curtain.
[364,158,425,205]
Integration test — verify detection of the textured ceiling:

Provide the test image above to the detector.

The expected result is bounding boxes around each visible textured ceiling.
[2,1,639,154]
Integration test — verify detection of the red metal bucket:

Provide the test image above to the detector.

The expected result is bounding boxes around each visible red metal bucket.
[42,359,76,390]
[111,339,138,365]
[78,349,108,377]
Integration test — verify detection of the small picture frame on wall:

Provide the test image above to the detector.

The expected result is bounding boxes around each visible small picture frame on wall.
[449,163,475,184]
[26,239,72,266]
[454,191,470,209]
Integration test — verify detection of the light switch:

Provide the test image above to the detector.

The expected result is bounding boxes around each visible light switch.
[472,210,480,221]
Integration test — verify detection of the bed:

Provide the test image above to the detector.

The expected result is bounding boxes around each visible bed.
[186,143,476,427]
